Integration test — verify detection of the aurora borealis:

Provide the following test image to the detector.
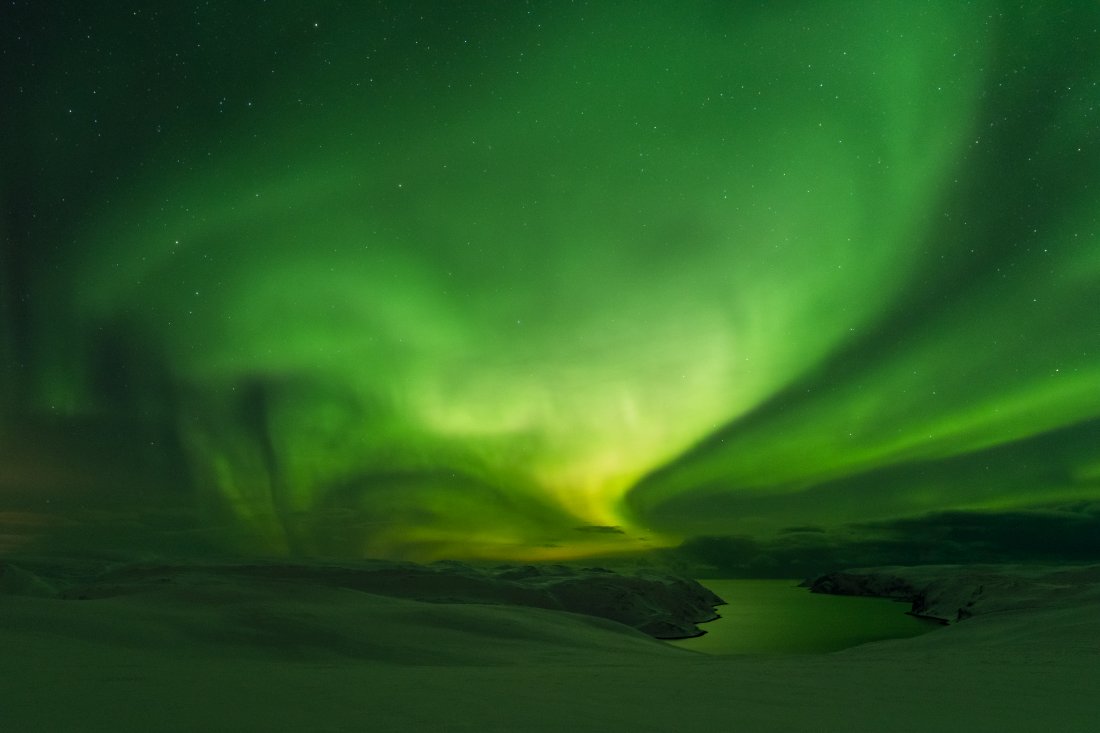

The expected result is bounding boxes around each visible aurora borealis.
[3,2,1099,564]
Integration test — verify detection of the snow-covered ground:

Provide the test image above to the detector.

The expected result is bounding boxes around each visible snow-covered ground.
[1,559,1096,731]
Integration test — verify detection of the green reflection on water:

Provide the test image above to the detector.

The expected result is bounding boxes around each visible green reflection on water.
[668,579,938,655]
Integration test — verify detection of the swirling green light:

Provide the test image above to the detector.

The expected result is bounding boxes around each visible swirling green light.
[6,1,1099,559]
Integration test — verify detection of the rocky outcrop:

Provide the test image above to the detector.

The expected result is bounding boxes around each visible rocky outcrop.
[808,564,1100,624]
[804,571,920,602]
[496,565,725,638]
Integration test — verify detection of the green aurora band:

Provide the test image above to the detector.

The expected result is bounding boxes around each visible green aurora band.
[3,1,1099,560]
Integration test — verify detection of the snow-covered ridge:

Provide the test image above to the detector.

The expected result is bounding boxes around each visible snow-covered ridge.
[0,558,725,639]
[807,564,1100,623]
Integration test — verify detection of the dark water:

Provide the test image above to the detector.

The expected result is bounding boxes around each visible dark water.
[668,579,939,655]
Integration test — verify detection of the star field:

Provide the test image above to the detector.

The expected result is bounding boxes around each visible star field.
[2,1,1099,563]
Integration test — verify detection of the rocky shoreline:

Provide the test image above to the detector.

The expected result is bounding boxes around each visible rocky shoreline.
[806,563,1100,624]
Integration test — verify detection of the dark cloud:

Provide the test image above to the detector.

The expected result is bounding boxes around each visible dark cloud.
[573,525,626,535]
[632,415,1100,539]
[780,525,826,534]
[678,504,1100,578]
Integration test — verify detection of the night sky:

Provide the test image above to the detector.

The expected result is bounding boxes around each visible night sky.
[2,1,1099,567]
